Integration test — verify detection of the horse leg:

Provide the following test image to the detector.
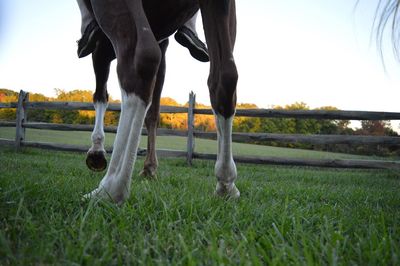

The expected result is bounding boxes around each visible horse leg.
[86,0,161,204]
[199,0,240,198]
[140,39,169,179]
[86,34,115,172]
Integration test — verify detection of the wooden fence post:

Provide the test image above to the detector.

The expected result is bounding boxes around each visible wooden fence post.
[186,91,196,165]
[15,90,29,149]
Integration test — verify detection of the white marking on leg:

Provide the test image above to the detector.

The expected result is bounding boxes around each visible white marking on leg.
[213,112,240,198]
[86,92,149,204]
[89,101,108,153]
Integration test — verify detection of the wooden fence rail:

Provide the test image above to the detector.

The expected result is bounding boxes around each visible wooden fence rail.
[3,121,399,146]
[195,108,400,120]
[195,131,400,145]
[1,90,400,170]
[3,101,400,120]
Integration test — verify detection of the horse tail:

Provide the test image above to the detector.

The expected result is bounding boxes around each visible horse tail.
[373,0,400,62]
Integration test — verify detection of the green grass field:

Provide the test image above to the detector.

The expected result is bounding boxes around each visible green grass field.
[0,127,393,161]
[0,146,399,265]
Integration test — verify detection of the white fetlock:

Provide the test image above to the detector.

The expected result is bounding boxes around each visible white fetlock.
[215,182,240,199]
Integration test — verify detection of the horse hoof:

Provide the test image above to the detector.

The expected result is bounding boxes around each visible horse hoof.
[86,151,107,172]
[215,182,240,199]
[139,168,157,180]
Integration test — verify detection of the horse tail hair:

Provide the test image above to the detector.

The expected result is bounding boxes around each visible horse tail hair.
[372,0,400,62]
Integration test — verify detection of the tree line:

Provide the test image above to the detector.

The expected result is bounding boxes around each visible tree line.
[1,88,399,156]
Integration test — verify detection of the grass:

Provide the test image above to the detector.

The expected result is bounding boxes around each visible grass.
[0,127,393,161]
[0,146,399,265]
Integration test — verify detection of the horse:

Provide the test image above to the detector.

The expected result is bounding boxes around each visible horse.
[83,0,240,204]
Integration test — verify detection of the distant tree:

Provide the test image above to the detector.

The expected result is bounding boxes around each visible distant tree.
[29,93,48,102]
[0,89,18,120]
[356,120,398,136]
[160,97,179,106]
[233,103,260,132]
[25,92,52,122]
[0,108,16,120]
[0,89,18,99]
[55,89,93,102]
[350,120,399,156]
[158,97,186,130]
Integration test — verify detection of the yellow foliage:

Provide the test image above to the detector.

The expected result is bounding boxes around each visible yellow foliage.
[79,110,95,118]
[52,114,63,124]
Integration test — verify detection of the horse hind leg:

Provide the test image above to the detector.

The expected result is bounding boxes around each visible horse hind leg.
[86,34,115,172]
[200,0,240,198]
[86,0,161,204]
[140,39,169,179]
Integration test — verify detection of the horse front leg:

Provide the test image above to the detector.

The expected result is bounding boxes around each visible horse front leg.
[140,39,169,179]
[86,0,161,204]
[86,34,116,172]
[199,0,240,198]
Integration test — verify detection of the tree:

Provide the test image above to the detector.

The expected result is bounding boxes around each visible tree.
[0,89,19,120]
[350,120,399,156]
[358,120,396,136]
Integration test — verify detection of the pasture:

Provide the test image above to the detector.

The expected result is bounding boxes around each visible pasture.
[0,143,399,264]
[0,127,392,161]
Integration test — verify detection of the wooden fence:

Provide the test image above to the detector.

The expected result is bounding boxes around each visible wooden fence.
[1,90,400,170]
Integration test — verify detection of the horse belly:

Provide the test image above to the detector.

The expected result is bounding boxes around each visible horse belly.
[143,0,199,41]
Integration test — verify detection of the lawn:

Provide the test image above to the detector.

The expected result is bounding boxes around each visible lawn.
[0,146,399,265]
[0,127,391,161]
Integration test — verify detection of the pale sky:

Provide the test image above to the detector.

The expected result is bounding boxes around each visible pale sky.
[0,0,400,130]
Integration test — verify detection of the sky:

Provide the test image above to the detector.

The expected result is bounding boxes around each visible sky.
[0,0,400,130]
